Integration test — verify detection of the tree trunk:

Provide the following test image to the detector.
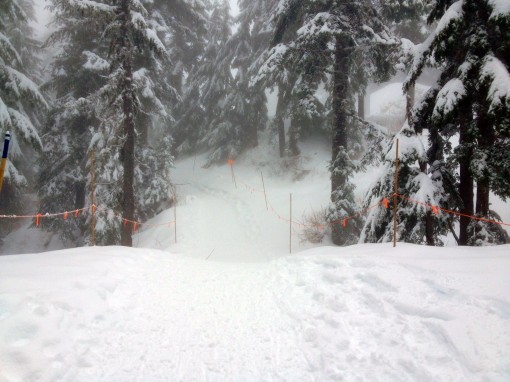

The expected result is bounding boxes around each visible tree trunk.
[331,36,351,193]
[476,182,490,216]
[418,161,435,245]
[288,117,300,157]
[475,107,493,218]
[331,36,352,245]
[120,0,135,247]
[406,83,415,122]
[358,92,365,120]
[458,118,474,246]
[412,85,433,246]
[275,87,286,158]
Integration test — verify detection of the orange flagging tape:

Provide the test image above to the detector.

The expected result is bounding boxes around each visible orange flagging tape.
[397,194,510,227]
[0,203,175,232]
[383,198,389,209]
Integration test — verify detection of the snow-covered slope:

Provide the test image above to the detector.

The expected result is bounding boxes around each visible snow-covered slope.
[1,244,509,381]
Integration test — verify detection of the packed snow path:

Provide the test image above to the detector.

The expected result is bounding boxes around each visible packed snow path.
[1,245,509,381]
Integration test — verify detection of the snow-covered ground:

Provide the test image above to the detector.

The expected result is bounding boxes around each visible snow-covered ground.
[1,244,509,381]
[1,83,509,381]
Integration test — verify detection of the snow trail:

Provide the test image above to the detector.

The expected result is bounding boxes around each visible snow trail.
[1,245,509,381]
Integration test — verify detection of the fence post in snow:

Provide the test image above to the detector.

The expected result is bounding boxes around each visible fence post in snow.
[290,193,292,254]
[90,150,95,246]
[172,184,177,244]
[261,171,268,210]
[393,139,399,248]
[0,131,11,196]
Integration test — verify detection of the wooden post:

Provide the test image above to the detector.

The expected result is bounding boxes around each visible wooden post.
[290,193,292,254]
[90,150,95,246]
[393,139,399,248]
[0,131,11,195]
[228,160,237,188]
[261,171,268,210]
[172,185,177,244]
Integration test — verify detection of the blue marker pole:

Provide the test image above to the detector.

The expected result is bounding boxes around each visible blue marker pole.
[0,131,11,194]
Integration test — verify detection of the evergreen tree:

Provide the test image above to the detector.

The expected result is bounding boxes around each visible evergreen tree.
[405,0,510,245]
[381,0,430,43]
[269,0,396,245]
[360,123,452,245]
[0,0,46,234]
[202,0,271,165]
[172,0,232,155]
[254,0,326,158]
[43,0,173,246]
[149,0,209,96]
[38,2,107,244]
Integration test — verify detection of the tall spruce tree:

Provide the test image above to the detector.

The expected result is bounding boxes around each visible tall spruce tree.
[38,1,107,244]
[0,0,46,235]
[43,0,173,247]
[405,0,510,245]
[269,0,396,245]
[360,0,445,246]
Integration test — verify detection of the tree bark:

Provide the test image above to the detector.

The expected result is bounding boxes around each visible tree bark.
[412,85,433,246]
[475,107,493,218]
[418,160,435,245]
[331,36,352,245]
[358,92,365,120]
[288,117,300,157]
[458,118,474,246]
[331,36,351,193]
[275,87,286,158]
[120,0,135,247]
[405,83,415,123]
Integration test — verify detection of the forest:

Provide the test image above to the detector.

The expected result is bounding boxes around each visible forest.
[1,0,509,249]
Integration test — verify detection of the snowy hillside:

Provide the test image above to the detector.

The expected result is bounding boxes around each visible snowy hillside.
[1,244,509,381]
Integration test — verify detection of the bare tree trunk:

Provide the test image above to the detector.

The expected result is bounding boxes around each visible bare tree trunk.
[275,88,286,158]
[358,92,365,120]
[419,161,435,245]
[331,36,351,192]
[288,117,300,157]
[405,83,415,122]
[458,117,474,246]
[120,0,135,247]
[475,108,493,218]
[331,36,352,245]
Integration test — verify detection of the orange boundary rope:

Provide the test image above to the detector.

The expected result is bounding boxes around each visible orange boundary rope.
[397,194,510,228]
[0,204,176,231]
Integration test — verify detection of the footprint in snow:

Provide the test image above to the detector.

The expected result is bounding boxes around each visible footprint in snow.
[356,273,398,293]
